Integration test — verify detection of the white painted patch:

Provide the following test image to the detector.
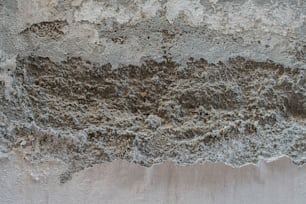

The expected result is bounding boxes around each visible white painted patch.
[71,0,83,7]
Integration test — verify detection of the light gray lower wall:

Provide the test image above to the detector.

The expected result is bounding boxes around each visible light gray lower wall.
[1,155,306,204]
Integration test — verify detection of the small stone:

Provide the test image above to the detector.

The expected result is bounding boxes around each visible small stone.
[20,140,27,146]
[145,115,162,129]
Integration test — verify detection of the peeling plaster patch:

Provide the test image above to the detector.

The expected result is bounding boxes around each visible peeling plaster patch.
[204,0,306,35]
[141,0,161,18]
[165,0,204,26]
[7,56,306,181]
[73,0,305,35]
[9,0,306,68]
[17,0,60,24]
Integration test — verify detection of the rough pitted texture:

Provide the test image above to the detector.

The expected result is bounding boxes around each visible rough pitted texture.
[2,56,306,182]
[1,0,306,182]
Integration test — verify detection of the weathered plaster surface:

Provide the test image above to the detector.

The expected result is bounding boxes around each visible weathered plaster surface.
[1,0,306,198]
[1,0,305,66]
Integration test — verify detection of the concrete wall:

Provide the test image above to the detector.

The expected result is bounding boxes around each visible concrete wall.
[1,0,306,203]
